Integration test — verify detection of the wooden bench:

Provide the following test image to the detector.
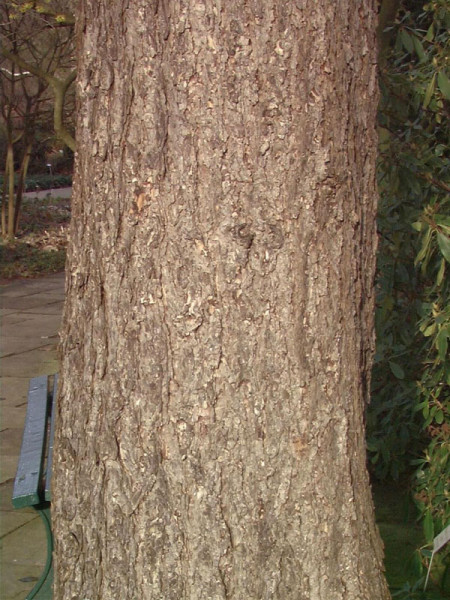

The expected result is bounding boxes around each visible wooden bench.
[12,375,58,600]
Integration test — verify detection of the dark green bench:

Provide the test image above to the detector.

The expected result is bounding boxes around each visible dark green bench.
[12,375,57,600]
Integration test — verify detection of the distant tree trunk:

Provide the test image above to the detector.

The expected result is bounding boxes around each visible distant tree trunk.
[6,141,15,240]
[1,156,9,236]
[51,72,77,152]
[14,141,32,234]
[54,2,390,599]
[377,0,401,67]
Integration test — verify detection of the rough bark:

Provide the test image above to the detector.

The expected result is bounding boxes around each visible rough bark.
[54,1,390,599]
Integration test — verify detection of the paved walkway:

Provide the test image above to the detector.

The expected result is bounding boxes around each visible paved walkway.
[0,272,64,600]
[23,187,72,201]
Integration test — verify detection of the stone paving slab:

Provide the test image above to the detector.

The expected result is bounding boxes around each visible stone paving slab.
[1,313,63,342]
[1,398,29,429]
[2,428,28,483]
[0,510,36,538]
[17,305,64,316]
[1,516,47,600]
[0,378,29,407]
[23,187,72,201]
[0,275,65,298]
[0,350,59,379]
[0,338,57,360]
[0,272,64,600]
[0,314,35,327]
[0,309,19,317]
[0,296,64,311]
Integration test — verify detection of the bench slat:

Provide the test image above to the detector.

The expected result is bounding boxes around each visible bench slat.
[12,376,50,509]
[45,375,58,502]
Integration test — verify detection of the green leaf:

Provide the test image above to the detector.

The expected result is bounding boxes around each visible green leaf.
[424,22,434,42]
[415,226,432,265]
[437,232,450,263]
[400,29,414,54]
[424,510,434,543]
[423,323,436,337]
[389,361,405,379]
[435,409,444,425]
[414,401,427,413]
[412,221,423,232]
[436,327,448,361]
[434,215,450,228]
[366,440,378,452]
[378,127,390,144]
[437,71,450,100]
[423,73,436,109]
[437,258,445,286]
[412,35,426,62]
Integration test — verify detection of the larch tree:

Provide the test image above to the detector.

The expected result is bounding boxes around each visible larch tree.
[54,1,391,599]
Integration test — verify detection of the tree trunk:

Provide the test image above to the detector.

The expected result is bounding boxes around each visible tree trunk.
[377,0,401,68]
[52,72,77,152]
[1,157,9,237]
[54,2,390,599]
[14,141,32,235]
[6,142,15,241]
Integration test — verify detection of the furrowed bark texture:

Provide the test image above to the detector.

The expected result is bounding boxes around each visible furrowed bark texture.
[54,1,390,599]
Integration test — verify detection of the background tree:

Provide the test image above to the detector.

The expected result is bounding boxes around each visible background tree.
[54,1,390,599]
[0,0,75,237]
[0,0,76,148]
[0,58,50,237]
[368,0,449,588]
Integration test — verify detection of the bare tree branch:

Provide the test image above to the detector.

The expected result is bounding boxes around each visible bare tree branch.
[1,47,76,150]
